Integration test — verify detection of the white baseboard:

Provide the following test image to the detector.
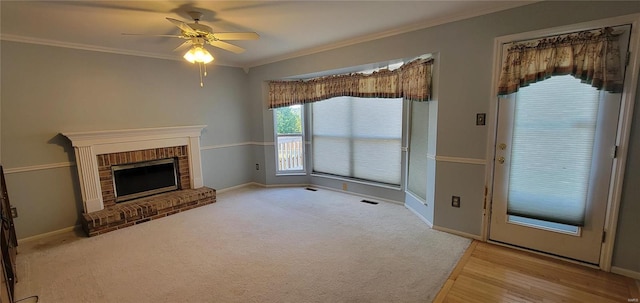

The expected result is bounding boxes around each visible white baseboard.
[404,203,433,228]
[311,184,403,205]
[216,182,267,193]
[18,225,81,244]
[218,182,403,206]
[611,266,640,281]
[433,225,482,240]
[264,183,309,188]
[218,181,404,206]
[217,182,313,194]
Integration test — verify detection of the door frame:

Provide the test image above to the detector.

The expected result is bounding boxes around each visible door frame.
[482,13,640,271]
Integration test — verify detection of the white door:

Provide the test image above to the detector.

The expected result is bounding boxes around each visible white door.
[489,26,630,264]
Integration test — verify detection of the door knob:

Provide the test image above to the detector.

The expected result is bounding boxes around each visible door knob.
[497,156,505,164]
[498,143,507,150]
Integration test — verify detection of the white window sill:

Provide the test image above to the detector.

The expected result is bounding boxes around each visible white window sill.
[275,172,307,177]
[310,173,402,191]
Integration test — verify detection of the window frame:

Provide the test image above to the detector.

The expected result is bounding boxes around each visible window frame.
[309,96,404,188]
[406,100,429,203]
[273,105,306,176]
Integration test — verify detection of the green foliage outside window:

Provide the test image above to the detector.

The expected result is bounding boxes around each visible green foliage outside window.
[276,106,302,135]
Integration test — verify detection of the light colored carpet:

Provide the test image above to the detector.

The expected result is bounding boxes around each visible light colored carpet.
[15,186,470,303]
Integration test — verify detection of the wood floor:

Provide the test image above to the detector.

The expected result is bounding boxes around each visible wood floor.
[434,241,640,303]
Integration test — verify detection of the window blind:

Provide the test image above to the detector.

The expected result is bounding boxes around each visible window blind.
[407,102,429,200]
[312,96,403,185]
[507,75,600,226]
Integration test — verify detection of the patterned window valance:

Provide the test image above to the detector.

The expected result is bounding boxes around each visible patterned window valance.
[268,58,433,109]
[497,27,624,96]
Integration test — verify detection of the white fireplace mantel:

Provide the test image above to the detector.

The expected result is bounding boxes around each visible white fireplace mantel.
[62,125,207,213]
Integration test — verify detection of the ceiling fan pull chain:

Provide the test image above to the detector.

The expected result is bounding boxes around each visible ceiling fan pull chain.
[204,64,207,77]
[199,62,204,87]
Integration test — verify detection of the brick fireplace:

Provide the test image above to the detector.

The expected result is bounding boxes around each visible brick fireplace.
[63,126,216,236]
[97,146,191,207]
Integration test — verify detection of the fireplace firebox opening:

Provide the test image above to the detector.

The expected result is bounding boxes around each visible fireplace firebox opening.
[112,158,178,203]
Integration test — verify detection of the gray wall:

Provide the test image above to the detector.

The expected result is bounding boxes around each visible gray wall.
[613,74,640,273]
[247,1,640,273]
[1,41,252,238]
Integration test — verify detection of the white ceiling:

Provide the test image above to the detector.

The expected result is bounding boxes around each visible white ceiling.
[0,1,534,68]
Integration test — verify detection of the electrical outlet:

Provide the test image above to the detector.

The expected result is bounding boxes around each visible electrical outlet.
[10,206,18,218]
[451,196,461,208]
[255,163,260,170]
[342,183,348,191]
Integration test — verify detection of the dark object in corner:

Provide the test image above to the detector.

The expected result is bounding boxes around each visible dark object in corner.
[0,165,18,302]
[360,199,379,205]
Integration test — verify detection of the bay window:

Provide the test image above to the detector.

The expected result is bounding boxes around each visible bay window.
[312,96,403,186]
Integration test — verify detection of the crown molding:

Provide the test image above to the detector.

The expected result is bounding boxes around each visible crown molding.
[242,1,536,69]
[0,33,239,68]
[0,33,182,61]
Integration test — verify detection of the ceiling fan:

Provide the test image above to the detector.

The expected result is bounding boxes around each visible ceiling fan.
[124,11,259,86]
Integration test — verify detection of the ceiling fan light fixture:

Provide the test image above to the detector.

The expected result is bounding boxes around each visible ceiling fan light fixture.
[183,45,214,64]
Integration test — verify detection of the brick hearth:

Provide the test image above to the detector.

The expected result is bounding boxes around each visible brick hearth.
[82,187,216,237]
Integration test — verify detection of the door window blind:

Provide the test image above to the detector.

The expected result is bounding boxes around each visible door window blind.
[507,75,600,226]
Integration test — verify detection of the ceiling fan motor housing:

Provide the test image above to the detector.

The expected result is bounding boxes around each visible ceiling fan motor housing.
[187,23,213,36]
[187,11,204,21]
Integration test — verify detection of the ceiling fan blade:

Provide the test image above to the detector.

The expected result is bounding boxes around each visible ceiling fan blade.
[212,32,260,41]
[122,33,185,38]
[173,41,192,52]
[208,40,246,54]
[166,17,197,35]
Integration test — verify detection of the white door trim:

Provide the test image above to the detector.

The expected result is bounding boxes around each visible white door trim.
[483,13,640,271]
